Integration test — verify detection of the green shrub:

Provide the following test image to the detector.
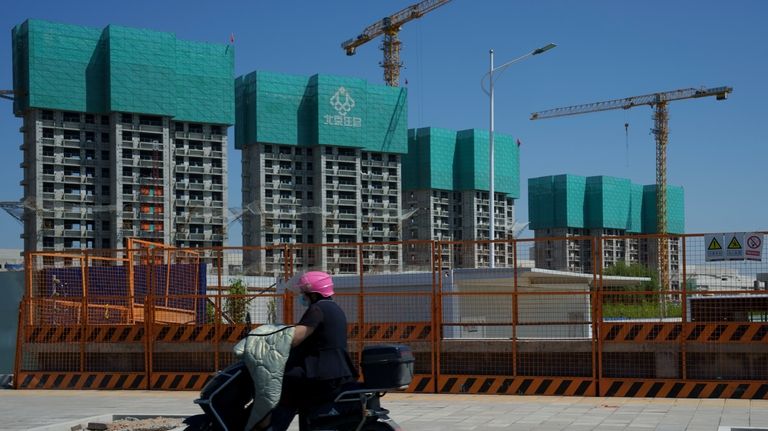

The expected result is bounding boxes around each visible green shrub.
[603,301,682,319]
[226,279,247,323]
[205,301,217,323]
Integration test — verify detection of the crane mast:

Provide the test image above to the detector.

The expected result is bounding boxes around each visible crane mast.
[530,86,732,295]
[654,101,669,292]
[342,0,451,86]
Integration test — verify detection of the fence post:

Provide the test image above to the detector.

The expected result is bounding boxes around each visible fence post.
[214,248,222,372]
[144,246,155,390]
[430,241,439,393]
[14,298,25,388]
[434,240,444,393]
[25,252,33,325]
[283,244,289,279]
[128,244,135,324]
[80,251,88,373]
[681,235,688,380]
[594,236,603,395]
[282,246,294,325]
[512,238,518,378]
[357,244,365,365]
[165,249,172,308]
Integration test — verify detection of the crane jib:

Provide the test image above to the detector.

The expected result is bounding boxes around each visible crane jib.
[530,86,733,120]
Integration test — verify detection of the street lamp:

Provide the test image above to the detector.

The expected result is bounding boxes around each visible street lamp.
[482,43,556,268]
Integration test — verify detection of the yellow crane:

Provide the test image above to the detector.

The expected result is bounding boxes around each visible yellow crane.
[342,0,451,87]
[530,86,732,291]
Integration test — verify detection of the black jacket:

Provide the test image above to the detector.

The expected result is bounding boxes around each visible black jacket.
[285,298,357,381]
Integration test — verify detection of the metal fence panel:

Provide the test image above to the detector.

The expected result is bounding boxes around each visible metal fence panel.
[14,233,768,397]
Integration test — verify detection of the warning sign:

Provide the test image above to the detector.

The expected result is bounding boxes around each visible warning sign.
[707,232,762,262]
[725,232,745,261]
[728,236,742,249]
[705,233,725,261]
[745,232,763,261]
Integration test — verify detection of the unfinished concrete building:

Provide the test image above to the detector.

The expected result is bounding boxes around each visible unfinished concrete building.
[528,174,684,289]
[402,127,520,269]
[12,20,232,254]
[236,72,407,275]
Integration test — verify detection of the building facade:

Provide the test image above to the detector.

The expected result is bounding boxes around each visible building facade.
[236,72,407,275]
[402,127,520,268]
[528,174,685,288]
[12,20,233,253]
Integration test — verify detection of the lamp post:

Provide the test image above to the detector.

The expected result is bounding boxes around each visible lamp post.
[482,43,556,268]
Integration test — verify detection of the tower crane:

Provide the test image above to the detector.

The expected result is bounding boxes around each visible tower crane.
[342,0,451,87]
[530,86,732,291]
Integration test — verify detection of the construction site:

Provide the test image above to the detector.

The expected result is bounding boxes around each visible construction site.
[2,0,768,415]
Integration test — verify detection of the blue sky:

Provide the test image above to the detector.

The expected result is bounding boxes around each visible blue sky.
[1,0,766,248]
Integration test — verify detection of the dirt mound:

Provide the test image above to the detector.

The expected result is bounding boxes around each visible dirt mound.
[102,416,184,431]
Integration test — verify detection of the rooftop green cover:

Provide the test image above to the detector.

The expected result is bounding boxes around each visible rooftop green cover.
[585,176,632,230]
[528,174,588,229]
[12,19,234,124]
[528,174,684,233]
[553,175,587,228]
[403,127,520,197]
[235,71,407,153]
[641,185,685,234]
[403,127,457,191]
[528,176,555,228]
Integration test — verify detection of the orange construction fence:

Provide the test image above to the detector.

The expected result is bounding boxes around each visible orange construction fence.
[14,233,768,398]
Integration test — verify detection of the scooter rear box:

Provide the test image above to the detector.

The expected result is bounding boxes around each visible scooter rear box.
[360,344,415,389]
[195,361,252,431]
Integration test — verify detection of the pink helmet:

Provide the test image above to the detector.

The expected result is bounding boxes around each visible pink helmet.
[293,271,334,297]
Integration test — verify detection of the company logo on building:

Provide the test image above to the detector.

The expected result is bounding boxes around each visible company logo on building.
[331,86,355,115]
[324,86,362,128]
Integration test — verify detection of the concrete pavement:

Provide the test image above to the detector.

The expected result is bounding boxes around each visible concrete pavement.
[1,390,767,430]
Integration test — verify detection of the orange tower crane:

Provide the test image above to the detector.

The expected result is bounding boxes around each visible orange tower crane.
[342,0,451,87]
[530,86,732,291]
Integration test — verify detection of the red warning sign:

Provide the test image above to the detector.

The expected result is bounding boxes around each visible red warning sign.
[745,232,763,261]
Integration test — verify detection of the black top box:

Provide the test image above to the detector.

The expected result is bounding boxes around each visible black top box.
[360,344,415,389]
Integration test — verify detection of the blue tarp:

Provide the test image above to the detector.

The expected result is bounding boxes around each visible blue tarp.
[39,263,207,323]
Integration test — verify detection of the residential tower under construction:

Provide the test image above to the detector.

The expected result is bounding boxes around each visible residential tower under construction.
[12,20,233,253]
[528,174,685,288]
[236,71,407,275]
[402,127,520,268]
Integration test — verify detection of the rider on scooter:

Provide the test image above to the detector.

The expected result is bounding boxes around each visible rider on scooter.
[266,271,358,431]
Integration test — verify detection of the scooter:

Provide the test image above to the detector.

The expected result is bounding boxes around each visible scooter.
[184,343,413,431]
[283,382,403,431]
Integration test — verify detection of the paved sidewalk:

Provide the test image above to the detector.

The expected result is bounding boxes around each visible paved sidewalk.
[1,390,768,430]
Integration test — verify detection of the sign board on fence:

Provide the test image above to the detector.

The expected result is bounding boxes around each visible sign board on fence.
[745,232,763,261]
[705,233,725,262]
[725,232,746,261]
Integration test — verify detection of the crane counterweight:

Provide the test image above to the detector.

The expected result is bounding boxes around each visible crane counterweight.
[342,0,451,86]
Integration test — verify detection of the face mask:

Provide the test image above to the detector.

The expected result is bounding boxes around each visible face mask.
[299,294,310,307]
